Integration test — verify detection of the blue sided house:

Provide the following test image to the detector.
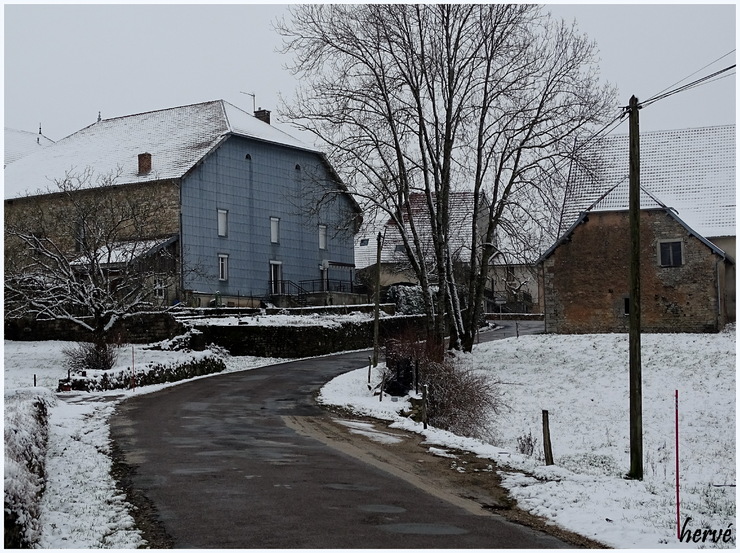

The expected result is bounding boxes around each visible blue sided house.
[4,100,362,307]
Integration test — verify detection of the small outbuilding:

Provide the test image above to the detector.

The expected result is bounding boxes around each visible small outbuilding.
[539,125,735,333]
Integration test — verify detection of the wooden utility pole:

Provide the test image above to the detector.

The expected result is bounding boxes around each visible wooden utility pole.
[372,232,383,367]
[627,95,643,480]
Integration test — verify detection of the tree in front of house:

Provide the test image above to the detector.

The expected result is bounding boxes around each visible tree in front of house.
[278,4,616,353]
[5,167,179,355]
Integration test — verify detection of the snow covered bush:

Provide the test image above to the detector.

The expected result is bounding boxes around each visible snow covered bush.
[62,341,119,373]
[4,388,57,548]
[387,284,427,315]
[62,353,227,392]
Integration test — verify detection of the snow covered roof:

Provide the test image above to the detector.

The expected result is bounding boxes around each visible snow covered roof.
[560,125,736,239]
[4,127,55,167]
[354,192,481,270]
[4,100,318,200]
[72,235,178,267]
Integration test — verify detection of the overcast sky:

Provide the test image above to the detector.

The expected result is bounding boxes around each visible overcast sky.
[3,3,736,143]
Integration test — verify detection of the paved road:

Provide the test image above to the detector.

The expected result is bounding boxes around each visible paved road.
[110,321,562,548]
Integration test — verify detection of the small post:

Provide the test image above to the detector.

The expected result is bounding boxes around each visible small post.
[422,384,428,429]
[379,375,384,402]
[542,410,554,465]
[516,321,520,338]
[414,360,419,395]
[34,374,37,387]
[368,356,372,384]
[372,231,383,367]
[130,345,136,391]
[675,390,680,540]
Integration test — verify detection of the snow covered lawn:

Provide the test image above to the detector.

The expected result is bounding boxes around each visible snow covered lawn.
[319,327,736,548]
[4,340,289,548]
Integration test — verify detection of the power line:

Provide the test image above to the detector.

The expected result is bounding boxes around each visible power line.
[647,49,735,101]
[640,64,736,109]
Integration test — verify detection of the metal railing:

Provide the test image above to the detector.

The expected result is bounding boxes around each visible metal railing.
[299,279,355,294]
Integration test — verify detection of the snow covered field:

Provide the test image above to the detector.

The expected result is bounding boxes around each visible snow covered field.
[4,326,736,548]
[319,327,736,548]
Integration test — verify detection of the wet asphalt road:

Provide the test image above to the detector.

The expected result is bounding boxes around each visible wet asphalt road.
[110,320,562,548]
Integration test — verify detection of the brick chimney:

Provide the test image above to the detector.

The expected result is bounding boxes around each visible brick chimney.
[138,152,152,174]
[254,108,271,125]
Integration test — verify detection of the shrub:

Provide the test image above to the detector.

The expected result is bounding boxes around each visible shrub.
[516,431,537,457]
[422,355,503,440]
[62,341,119,373]
[384,334,503,440]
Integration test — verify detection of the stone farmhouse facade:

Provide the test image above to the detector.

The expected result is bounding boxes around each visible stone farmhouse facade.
[5,100,361,308]
[539,125,735,333]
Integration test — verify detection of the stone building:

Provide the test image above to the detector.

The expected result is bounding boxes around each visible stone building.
[539,124,735,333]
[5,100,361,308]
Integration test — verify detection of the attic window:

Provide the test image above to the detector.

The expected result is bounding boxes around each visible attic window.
[295,164,301,171]
[658,240,683,267]
[359,238,369,246]
[394,245,405,253]
[138,152,152,174]
[245,154,251,160]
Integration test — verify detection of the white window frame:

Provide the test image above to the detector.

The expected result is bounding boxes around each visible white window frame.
[218,254,229,281]
[217,209,228,237]
[270,217,280,244]
[319,224,327,250]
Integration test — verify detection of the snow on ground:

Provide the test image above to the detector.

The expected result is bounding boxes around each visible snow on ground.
[4,340,290,548]
[4,324,735,549]
[319,327,736,549]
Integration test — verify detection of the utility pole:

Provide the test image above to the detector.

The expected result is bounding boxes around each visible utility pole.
[372,231,383,367]
[627,95,643,480]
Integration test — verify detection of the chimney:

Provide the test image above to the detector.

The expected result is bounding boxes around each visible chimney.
[254,107,271,125]
[138,152,152,174]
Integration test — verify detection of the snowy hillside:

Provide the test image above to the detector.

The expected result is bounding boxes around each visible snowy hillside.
[319,327,736,548]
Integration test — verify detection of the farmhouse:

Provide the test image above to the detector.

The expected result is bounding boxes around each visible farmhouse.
[539,125,735,333]
[4,100,362,308]
[355,192,541,313]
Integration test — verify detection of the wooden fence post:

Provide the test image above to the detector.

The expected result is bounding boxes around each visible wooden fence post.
[543,410,554,465]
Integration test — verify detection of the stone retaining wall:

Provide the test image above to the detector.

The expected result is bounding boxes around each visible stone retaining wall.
[191,315,426,357]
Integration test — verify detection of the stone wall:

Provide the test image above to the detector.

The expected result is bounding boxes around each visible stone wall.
[5,180,180,256]
[5,312,186,344]
[191,315,426,357]
[542,210,729,334]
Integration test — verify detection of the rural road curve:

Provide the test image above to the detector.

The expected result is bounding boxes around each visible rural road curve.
[110,321,573,548]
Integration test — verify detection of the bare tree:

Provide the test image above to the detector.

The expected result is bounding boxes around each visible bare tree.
[5,168,180,349]
[277,4,616,352]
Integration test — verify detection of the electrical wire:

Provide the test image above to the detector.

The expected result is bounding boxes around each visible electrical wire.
[639,64,736,109]
[646,49,735,101]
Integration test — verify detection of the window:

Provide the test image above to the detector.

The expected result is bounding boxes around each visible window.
[217,209,228,237]
[218,254,229,281]
[359,238,369,247]
[154,278,165,299]
[624,297,630,315]
[270,217,280,243]
[394,244,405,253]
[319,224,327,250]
[659,240,683,267]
